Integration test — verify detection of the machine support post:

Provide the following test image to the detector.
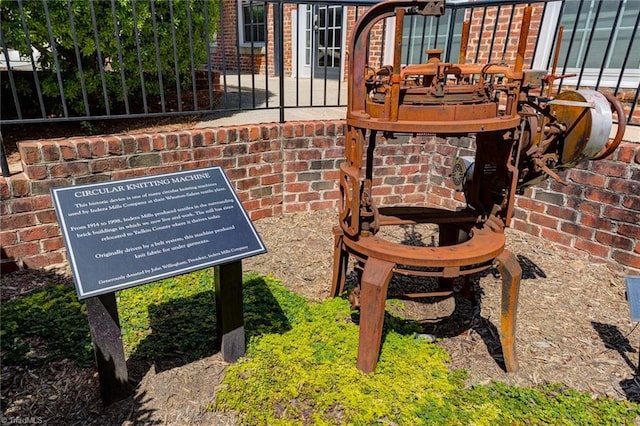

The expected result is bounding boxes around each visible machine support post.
[495,250,522,372]
[356,258,395,373]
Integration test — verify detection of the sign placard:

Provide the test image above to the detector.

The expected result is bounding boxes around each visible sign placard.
[626,276,640,322]
[52,167,266,299]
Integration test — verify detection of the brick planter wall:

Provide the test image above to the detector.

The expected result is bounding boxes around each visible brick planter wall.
[1,121,639,274]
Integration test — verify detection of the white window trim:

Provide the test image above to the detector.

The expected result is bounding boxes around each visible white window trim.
[237,1,266,48]
[294,5,311,78]
[533,1,639,90]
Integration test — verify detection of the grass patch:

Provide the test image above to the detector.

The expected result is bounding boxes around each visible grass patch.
[0,284,93,367]
[117,269,218,360]
[215,277,640,425]
[2,272,638,424]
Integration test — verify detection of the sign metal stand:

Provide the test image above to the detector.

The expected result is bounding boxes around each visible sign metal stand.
[51,167,265,405]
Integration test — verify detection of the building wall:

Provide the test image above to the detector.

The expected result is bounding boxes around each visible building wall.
[464,3,542,65]
[1,121,639,274]
[212,1,267,74]
[213,1,638,126]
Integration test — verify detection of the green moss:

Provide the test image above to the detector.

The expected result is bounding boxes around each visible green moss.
[0,284,93,367]
[450,382,640,425]
[215,278,640,425]
[216,293,460,425]
[3,273,638,425]
[117,268,218,360]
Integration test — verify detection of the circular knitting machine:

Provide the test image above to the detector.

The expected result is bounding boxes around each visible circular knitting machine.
[329,0,626,374]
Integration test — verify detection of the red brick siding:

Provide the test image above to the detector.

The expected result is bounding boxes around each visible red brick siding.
[1,122,638,274]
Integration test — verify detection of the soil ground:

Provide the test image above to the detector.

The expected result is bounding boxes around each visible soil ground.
[1,209,639,425]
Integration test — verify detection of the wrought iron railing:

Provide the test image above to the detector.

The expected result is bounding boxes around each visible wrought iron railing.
[1,0,638,175]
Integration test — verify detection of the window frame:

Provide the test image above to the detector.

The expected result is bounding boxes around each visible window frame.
[237,1,267,47]
[532,0,640,90]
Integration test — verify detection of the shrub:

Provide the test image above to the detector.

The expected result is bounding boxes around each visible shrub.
[1,0,219,116]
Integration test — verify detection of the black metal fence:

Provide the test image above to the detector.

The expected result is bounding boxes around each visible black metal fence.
[1,0,638,129]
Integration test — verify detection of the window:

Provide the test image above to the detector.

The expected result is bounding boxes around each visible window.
[239,1,266,45]
[400,9,466,65]
[558,0,639,70]
[534,0,640,89]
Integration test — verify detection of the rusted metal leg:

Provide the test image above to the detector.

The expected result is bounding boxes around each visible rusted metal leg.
[494,250,522,372]
[330,230,349,298]
[356,257,395,373]
[437,224,462,292]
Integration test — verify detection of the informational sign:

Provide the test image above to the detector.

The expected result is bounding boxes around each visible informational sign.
[51,167,266,299]
[626,276,640,322]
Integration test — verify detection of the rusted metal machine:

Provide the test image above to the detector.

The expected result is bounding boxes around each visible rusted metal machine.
[330,0,626,373]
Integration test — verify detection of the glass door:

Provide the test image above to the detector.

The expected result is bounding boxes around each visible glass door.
[312,5,343,79]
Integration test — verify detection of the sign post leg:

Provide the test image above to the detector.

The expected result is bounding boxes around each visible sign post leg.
[85,292,132,405]
[215,261,245,362]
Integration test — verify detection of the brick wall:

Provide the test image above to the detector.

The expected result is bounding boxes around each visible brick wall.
[464,4,543,65]
[1,121,639,274]
[211,1,267,74]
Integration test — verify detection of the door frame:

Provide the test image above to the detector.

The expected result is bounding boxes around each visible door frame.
[293,4,346,80]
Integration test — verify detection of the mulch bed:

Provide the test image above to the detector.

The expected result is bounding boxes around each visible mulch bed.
[2,209,639,424]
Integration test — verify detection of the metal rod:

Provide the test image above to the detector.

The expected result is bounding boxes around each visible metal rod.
[0,132,10,178]
[514,5,532,73]
[17,0,46,119]
[474,7,488,63]
[629,83,640,126]
[111,0,130,115]
[337,5,345,105]
[203,0,214,111]
[547,25,564,99]
[613,4,640,102]
[418,15,427,63]
[501,5,516,63]
[459,20,470,64]
[406,13,415,65]
[595,0,623,91]
[309,4,315,107]
[295,4,300,106]
[169,0,184,112]
[265,2,270,109]
[234,0,242,109]
[558,0,585,93]
[576,0,603,90]
[186,0,198,111]
[0,24,22,120]
[444,6,457,62]
[131,0,149,113]
[67,0,90,116]
[278,0,285,122]
[89,0,111,115]
[433,12,440,50]
[249,1,257,109]
[150,0,166,113]
[487,5,501,63]
[218,0,230,108]
[323,6,330,105]
[42,0,69,117]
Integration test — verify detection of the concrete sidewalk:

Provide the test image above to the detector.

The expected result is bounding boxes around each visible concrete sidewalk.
[195,74,348,129]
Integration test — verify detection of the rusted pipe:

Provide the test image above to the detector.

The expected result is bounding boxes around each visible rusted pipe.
[459,20,470,64]
[387,7,405,122]
[514,6,532,73]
